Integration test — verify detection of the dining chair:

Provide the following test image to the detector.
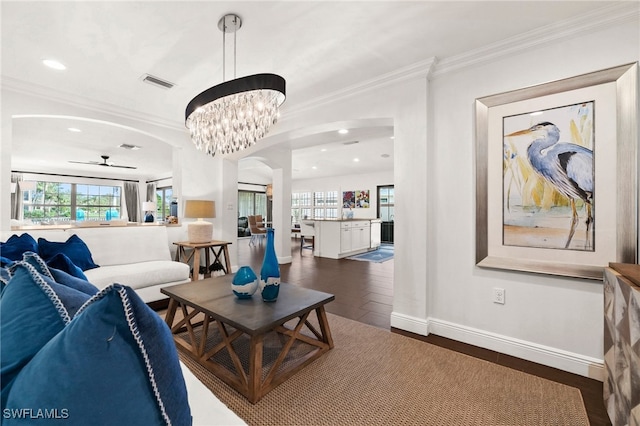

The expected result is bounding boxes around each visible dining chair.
[299,220,315,254]
[248,215,266,246]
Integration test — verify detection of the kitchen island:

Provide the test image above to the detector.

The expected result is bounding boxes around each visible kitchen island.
[306,218,381,259]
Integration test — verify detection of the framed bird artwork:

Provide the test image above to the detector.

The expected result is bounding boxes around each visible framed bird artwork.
[475,62,638,280]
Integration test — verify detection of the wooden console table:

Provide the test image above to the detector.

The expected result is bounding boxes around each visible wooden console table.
[173,240,232,281]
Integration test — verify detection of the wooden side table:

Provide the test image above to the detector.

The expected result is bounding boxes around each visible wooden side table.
[173,240,232,281]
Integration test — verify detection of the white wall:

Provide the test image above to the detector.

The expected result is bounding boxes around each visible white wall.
[423,20,639,379]
[292,169,393,220]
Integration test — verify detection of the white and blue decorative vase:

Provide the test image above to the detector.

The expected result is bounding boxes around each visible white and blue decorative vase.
[231,266,258,299]
[259,228,280,302]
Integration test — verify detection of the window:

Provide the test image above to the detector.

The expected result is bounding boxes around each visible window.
[378,186,394,221]
[292,190,337,223]
[238,191,267,218]
[156,186,173,220]
[291,192,312,224]
[23,180,121,223]
[325,191,338,219]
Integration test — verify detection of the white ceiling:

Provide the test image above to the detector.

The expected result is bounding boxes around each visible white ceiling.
[1,1,620,182]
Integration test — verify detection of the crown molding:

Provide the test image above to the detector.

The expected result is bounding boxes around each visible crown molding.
[431,2,639,78]
[282,57,437,119]
[1,76,184,132]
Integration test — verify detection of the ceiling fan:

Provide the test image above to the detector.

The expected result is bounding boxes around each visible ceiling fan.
[69,155,137,169]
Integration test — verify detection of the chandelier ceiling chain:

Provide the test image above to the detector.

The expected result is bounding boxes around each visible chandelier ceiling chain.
[185,13,286,157]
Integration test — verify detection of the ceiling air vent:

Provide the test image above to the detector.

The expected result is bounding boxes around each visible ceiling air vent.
[342,141,359,145]
[119,143,141,150]
[141,74,175,89]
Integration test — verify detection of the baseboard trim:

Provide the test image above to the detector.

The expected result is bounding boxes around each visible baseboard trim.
[390,312,429,336]
[427,317,604,381]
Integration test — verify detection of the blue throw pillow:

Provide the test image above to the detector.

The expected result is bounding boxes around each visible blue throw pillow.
[38,234,99,271]
[49,268,98,296]
[0,262,92,408]
[20,251,98,296]
[0,266,11,294]
[46,252,88,280]
[4,284,192,426]
[0,234,37,261]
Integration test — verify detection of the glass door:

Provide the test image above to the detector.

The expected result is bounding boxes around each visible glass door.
[377,185,394,243]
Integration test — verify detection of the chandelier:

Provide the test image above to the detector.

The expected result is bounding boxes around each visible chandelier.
[185,14,286,157]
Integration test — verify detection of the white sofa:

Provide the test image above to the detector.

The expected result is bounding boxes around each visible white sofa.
[2,225,190,303]
[68,226,190,303]
[181,363,246,425]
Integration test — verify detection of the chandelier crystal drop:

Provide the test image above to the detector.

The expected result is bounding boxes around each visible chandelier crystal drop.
[185,14,286,157]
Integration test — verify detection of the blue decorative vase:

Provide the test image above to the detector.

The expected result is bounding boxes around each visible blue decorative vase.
[259,228,280,302]
[231,266,258,299]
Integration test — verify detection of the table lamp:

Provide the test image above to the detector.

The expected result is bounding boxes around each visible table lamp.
[184,200,215,243]
[142,201,156,223]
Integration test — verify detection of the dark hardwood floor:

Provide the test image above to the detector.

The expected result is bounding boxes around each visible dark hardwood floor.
[236,236,610,426]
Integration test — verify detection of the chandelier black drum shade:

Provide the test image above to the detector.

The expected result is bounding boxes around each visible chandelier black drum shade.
[185,14,286,157]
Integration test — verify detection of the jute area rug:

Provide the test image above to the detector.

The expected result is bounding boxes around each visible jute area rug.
[178,313,589,426]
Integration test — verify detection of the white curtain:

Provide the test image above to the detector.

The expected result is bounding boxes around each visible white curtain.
[146,183,156,205]
[238,191,253,218]
[123,182,139,222]
[10,173,23,221]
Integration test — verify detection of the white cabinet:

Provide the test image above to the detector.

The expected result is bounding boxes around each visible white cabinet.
[317,220,373,259]
[370,220,381,249]
[350,221,370,251]
[340,225,351,253]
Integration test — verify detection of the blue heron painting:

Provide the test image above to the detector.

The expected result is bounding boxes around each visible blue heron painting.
[503,102,594,251]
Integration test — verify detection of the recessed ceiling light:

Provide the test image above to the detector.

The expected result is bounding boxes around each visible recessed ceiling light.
[353,158,360,162]
[338,129,349,135]
[42,59,66,70]
[390,136,395,140]
[312,166,317,170]
[67,127,81,132]
[320,148,327,152]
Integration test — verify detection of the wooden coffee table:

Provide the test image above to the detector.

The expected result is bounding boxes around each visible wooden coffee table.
[161,276,335,403]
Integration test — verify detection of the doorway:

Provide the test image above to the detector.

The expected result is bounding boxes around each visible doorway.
[377,185,394,243]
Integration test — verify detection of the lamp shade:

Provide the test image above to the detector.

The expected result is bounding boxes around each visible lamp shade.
[184,200,215,219]
[142,201,156,211]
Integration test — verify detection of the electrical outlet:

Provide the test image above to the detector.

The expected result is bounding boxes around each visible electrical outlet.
[493,288,505,304]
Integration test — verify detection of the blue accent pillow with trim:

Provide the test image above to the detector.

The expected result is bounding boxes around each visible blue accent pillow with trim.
[49,268,98,296]
[0,266,11,294]
[0,261,92,408]
[4,284,192,426]
[0,234,37,262]
[37,234,99,271]
[46,252,88,280]
[20,251,98,296]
